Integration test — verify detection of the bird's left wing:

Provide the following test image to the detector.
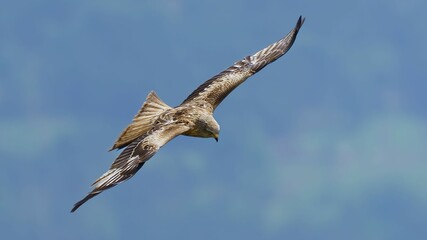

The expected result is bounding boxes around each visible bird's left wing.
[71,123,190,212]
[181,16,305,111]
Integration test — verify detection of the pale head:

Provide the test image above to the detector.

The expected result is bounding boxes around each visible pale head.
[197,113,220,141]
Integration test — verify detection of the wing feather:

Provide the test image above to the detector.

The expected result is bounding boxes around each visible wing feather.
[71,123,190,212]
[181,16,305,110]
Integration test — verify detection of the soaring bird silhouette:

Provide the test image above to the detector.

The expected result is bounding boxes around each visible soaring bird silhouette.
[71,16,305,212]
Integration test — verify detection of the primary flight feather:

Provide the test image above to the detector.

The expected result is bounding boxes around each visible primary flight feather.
[71,16,305,212]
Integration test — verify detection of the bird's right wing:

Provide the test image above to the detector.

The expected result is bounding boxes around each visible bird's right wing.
[71,123,190,212]
[181,16,305,111]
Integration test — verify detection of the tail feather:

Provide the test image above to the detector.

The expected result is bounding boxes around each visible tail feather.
[110,91,171,150]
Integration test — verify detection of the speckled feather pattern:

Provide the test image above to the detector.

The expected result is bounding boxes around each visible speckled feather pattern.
[71,16,304,212]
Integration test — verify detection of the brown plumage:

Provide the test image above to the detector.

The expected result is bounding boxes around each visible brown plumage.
[71,16,305,212]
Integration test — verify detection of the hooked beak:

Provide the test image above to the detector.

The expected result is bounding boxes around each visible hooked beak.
[214,134,219,142]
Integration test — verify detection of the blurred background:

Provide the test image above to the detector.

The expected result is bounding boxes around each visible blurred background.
[1,0,426,239]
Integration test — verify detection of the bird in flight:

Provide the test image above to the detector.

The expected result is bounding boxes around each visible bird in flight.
[71,16,305,212]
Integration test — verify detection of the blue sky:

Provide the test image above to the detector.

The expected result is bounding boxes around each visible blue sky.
[1,0,426,239]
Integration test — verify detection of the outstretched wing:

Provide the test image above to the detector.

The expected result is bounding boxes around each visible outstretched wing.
[71,123,190,212]
[181,16,305,111]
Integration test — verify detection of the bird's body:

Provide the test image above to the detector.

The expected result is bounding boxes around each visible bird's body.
[71,16,305,212]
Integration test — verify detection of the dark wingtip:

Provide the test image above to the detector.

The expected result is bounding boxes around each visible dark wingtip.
[70,203,81,213]
[70,192,100,213]
[296,15,305,31]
